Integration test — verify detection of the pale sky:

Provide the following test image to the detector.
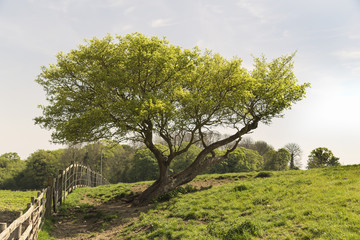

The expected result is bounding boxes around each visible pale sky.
[0,0,359,167]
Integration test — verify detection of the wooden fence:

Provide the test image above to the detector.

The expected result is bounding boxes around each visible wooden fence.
[0,162,109,240]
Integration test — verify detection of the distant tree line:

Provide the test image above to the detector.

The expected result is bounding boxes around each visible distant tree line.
[0,138,340,190]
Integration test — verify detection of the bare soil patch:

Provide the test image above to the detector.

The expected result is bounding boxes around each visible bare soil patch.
[0,211,18,226]
[49,178,237,239]
[51,199,152,240]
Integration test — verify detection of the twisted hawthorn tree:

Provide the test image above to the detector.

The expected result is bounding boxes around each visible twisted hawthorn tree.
[35,33,310,205]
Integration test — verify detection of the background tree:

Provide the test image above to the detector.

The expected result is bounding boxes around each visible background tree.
[239,137,254,149]
[284,143,302,169]
[307,147,340,169]
[0,152,21,168]
[239,138,273,156]
[170,144,202,174]
[207,147,263,173]
[128,148,159,182]
[101,143,136,183]
[0,152,26,189]
[252,141,274,156]
[263,148,290,171]
[17,150,64,189]
[35,33,309,204]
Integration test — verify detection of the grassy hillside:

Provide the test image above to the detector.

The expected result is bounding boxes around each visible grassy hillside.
[42,165,360,239]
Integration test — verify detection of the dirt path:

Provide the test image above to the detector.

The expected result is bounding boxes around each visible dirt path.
[51,197,152,240]
[50,178,235,239]
[0,211,18,226]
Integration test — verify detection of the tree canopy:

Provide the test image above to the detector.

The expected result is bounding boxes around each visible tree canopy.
[284,143,302,169]
[307,147,340,169]
[263,148,291,171]
[35,33,310,204]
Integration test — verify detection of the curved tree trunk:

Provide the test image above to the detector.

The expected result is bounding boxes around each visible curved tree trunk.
[134,155,222,205]
[133,120,259,206]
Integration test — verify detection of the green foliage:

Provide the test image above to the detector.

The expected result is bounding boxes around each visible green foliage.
[208,147,264,174]
[0,141,140,190]
[0,153,26,189]
[307,147,340,169]
[0,152,21,167]
[127,145,168,182]
[263,148,290,171]
[251,140,274,156]
[234,184,248,191]
[255,172,273,178]
[170,144,202,174]
[58,141,137,183]
[16,149,64,189]
[35,32,309,199]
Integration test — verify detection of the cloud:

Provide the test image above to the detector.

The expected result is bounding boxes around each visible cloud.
[124,6,136,14]
[151,18,173,28]
[334,50,360,60]
[332,50,360,77]
[237,0,266,20]
[102,0,126,7]
[203,4,224,14]
[28,0,126,12]
[28,0,73,13]
[348,33,360,40]
[236,0,284,24]
[121,24,133,31]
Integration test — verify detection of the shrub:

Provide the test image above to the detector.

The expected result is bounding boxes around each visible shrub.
[234,184,248,192]
[255,172,272,178]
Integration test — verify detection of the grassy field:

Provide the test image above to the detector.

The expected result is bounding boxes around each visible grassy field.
[5,165,360,239]
[0,190,39,212]
[116,166,360,239]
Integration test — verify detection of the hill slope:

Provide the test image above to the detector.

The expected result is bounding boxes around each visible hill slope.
[43,165,360,239]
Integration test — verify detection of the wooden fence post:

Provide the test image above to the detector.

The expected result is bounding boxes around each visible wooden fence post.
[90,170,93,187]
[84,166,87,186]
[74,163,77,189]
[87,167,90,186]
[64,168,67,202]
[0,163,109,240]
[14,211,23,238]
[94,171,97,187]
[45,177,54,218]
[80,165,84,186]
[78,164,81,186]
[53,178,57,213]
[58,170,63,206]
[70,161,75,192]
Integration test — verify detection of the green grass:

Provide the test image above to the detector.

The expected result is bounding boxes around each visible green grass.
[7,165,360,239]
[117,165,360,239]
[0,190,39,211]
[58,182,134,210]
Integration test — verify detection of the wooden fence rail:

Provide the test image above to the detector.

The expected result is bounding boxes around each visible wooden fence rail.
[0,162,109,240]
